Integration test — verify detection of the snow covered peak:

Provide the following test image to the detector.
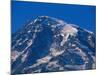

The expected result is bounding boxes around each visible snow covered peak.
[11,16,95,74]
[61,25,78,35]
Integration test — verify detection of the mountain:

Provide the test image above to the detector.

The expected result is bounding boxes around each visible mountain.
[11,16,96,74]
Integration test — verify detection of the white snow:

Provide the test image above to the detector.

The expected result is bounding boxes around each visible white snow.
[57,19,66,25]
[47,61,58,67]
[60,25,78,46]
[22,38,28,43]
[37,55,52,64]
[27,39,33,46]
[21,51,28,62]
[11,51,21,62]
[46,60,60,70]
[27,30,31,33]
[33,19,38,23]
[18,42,22,45]
[71,44,76,47]
[75,47,89,63]
[60,33,69,46]
[25,55,52,69]
[16,38,22,43]
[50,48,65,57]
[65,64,86,70]
[32,69,42,73]
[61,25,78,34]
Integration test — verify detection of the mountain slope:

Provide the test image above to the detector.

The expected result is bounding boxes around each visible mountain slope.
[11,16,96,74]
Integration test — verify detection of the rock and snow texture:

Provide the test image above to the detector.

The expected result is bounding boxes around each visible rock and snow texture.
[60,25,78,46]
[11,16,96,74]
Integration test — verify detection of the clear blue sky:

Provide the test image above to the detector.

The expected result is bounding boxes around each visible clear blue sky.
[11,1,96,33]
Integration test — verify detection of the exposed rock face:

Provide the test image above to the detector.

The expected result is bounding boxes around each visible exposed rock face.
[11,16,96,74]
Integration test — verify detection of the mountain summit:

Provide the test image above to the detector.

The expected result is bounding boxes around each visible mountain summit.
[11,16,96,74]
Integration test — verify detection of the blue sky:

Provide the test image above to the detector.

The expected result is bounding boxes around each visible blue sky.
[11,1,96,33]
